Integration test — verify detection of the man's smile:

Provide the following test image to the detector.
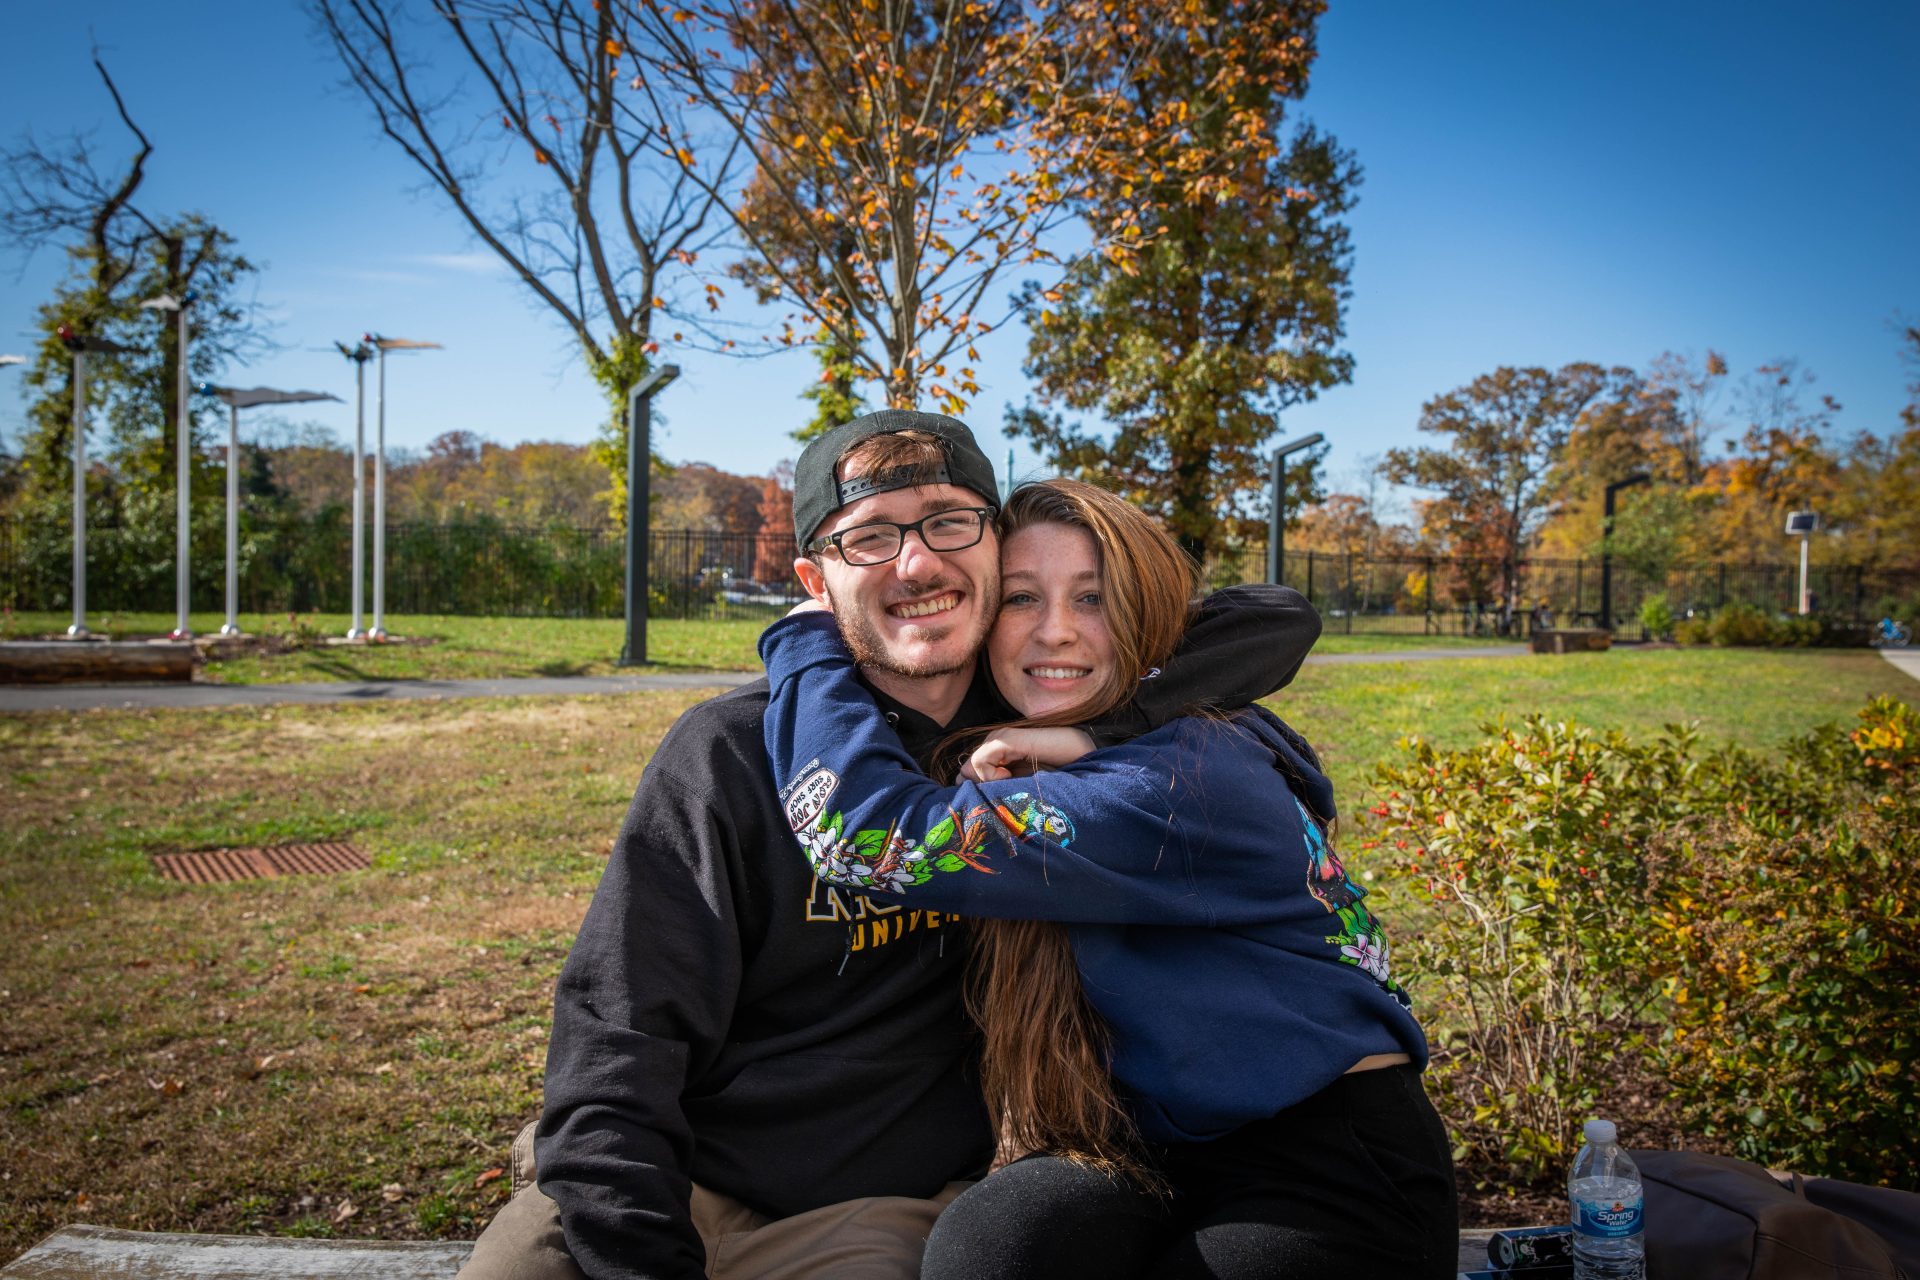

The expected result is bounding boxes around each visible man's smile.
[889,592,961,620]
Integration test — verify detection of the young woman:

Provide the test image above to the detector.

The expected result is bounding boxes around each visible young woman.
[759,479,1457,1279]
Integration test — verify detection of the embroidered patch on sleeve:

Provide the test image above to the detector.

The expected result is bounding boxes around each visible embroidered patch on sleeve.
[784,767,840,833]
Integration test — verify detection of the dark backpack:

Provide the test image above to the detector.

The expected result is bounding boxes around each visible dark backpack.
[1632,1150,1919,1280]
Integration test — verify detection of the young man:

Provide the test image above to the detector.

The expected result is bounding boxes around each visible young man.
[461,410,1321,1280]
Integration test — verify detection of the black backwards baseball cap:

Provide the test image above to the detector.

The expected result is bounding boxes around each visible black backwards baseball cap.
[792,409,1001,547]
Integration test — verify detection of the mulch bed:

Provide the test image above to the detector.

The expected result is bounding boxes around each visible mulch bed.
[1454,1047,1731,1226]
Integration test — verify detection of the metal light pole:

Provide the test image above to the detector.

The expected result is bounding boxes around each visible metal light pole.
[1265,433,1325,586]
[51,331,132,638]
[200,385,342,636]
[365,335,441,641]
[1786,511,1819,614]
[620,364,680,667]
[140,292,196,640]
[335,341,374,639]
[1599,473,1651,631]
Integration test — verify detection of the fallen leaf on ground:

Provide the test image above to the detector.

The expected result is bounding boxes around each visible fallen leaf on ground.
[333,1199,358,1224]
[381,1183,405,1202]
[475,1167,505,1188]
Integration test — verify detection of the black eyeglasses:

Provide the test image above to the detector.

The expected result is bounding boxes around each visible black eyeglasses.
[809,506,996,566]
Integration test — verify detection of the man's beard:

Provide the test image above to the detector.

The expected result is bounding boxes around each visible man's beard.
[825,577,993,681]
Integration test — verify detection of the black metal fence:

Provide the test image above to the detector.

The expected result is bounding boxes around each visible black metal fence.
[0,516,810,621]
[1251,546,1920,640]
[4,514,1917,634]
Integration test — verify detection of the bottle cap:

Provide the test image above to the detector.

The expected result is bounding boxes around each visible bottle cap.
[1583,1119,1617,1144]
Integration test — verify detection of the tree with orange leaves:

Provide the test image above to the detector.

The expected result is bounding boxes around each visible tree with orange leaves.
[752,461,796,582]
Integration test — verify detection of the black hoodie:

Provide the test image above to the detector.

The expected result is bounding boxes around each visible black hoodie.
[535,584,1320,1279]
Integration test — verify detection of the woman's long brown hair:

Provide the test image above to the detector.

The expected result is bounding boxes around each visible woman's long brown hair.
[959,479,1199,1182]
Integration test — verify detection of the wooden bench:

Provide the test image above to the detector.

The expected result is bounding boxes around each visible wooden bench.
[3,1223,1513,1275]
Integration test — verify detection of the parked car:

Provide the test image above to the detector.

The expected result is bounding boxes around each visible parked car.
[721,580,795,606]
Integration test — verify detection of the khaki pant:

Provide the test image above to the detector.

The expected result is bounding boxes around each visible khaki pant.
[458,1123,969,1280]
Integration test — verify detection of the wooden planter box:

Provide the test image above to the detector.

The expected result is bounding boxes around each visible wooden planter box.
[0,641,195,685]
[1530,628,1612,655]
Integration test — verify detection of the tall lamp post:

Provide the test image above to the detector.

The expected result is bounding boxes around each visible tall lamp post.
[50,331,133,637]
[199,384,342,636]
[1786,511,1819,614]
[140,291,196,640]
[364,335,440,641]
[620,364,680,667]
[334,341,374,639]
[1599,472,1650,631]
[1265,433,1325,586]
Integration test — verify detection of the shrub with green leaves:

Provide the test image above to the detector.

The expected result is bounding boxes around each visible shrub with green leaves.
[1368,699,1920,1192]
[1670,605,1865,648]
[1638,593,1675,640]
[1708,602,1776,646]
[1647,697,1920,1187]
[1368,717,1697,1186]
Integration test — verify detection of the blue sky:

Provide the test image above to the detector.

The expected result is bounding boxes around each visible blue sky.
[3,3,1917,501]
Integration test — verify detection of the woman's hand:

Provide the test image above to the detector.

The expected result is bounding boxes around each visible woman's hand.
[961,727,1096,782]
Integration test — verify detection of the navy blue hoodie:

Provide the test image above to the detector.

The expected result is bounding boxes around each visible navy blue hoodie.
[761,612,1428,1144]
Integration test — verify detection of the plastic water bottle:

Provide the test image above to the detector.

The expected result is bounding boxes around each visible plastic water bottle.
[1569,1119,1644,1279]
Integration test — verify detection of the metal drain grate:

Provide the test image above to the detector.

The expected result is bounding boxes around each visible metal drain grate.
[153,841,369,884]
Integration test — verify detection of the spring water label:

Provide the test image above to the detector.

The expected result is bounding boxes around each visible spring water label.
[1571,1178,1643,1238]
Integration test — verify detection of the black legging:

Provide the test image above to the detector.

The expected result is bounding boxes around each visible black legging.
[921,1065,1458,1280]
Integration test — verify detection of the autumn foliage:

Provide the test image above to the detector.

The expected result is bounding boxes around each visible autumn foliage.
[632,0,1331,421]
[1368,700,1920,1192]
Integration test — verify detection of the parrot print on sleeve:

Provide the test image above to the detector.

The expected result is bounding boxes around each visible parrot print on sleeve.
[1294,794,1410,1008]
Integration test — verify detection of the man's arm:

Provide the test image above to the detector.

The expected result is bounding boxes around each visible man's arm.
[536,762,743,1280]
[1083,583,1320,746]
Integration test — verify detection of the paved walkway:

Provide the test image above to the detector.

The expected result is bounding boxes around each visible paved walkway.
[1881,646,1920,684]
[0,645,1535,712]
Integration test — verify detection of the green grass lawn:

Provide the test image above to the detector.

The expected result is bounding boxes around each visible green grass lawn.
[2,647,1914,1260]
[1274,646,1918,803]
[2,609,1515,683]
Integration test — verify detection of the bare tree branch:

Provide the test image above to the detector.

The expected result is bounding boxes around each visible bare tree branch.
[314,0,740,377]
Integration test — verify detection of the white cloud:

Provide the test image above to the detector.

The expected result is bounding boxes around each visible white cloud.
[413,252,506,276]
